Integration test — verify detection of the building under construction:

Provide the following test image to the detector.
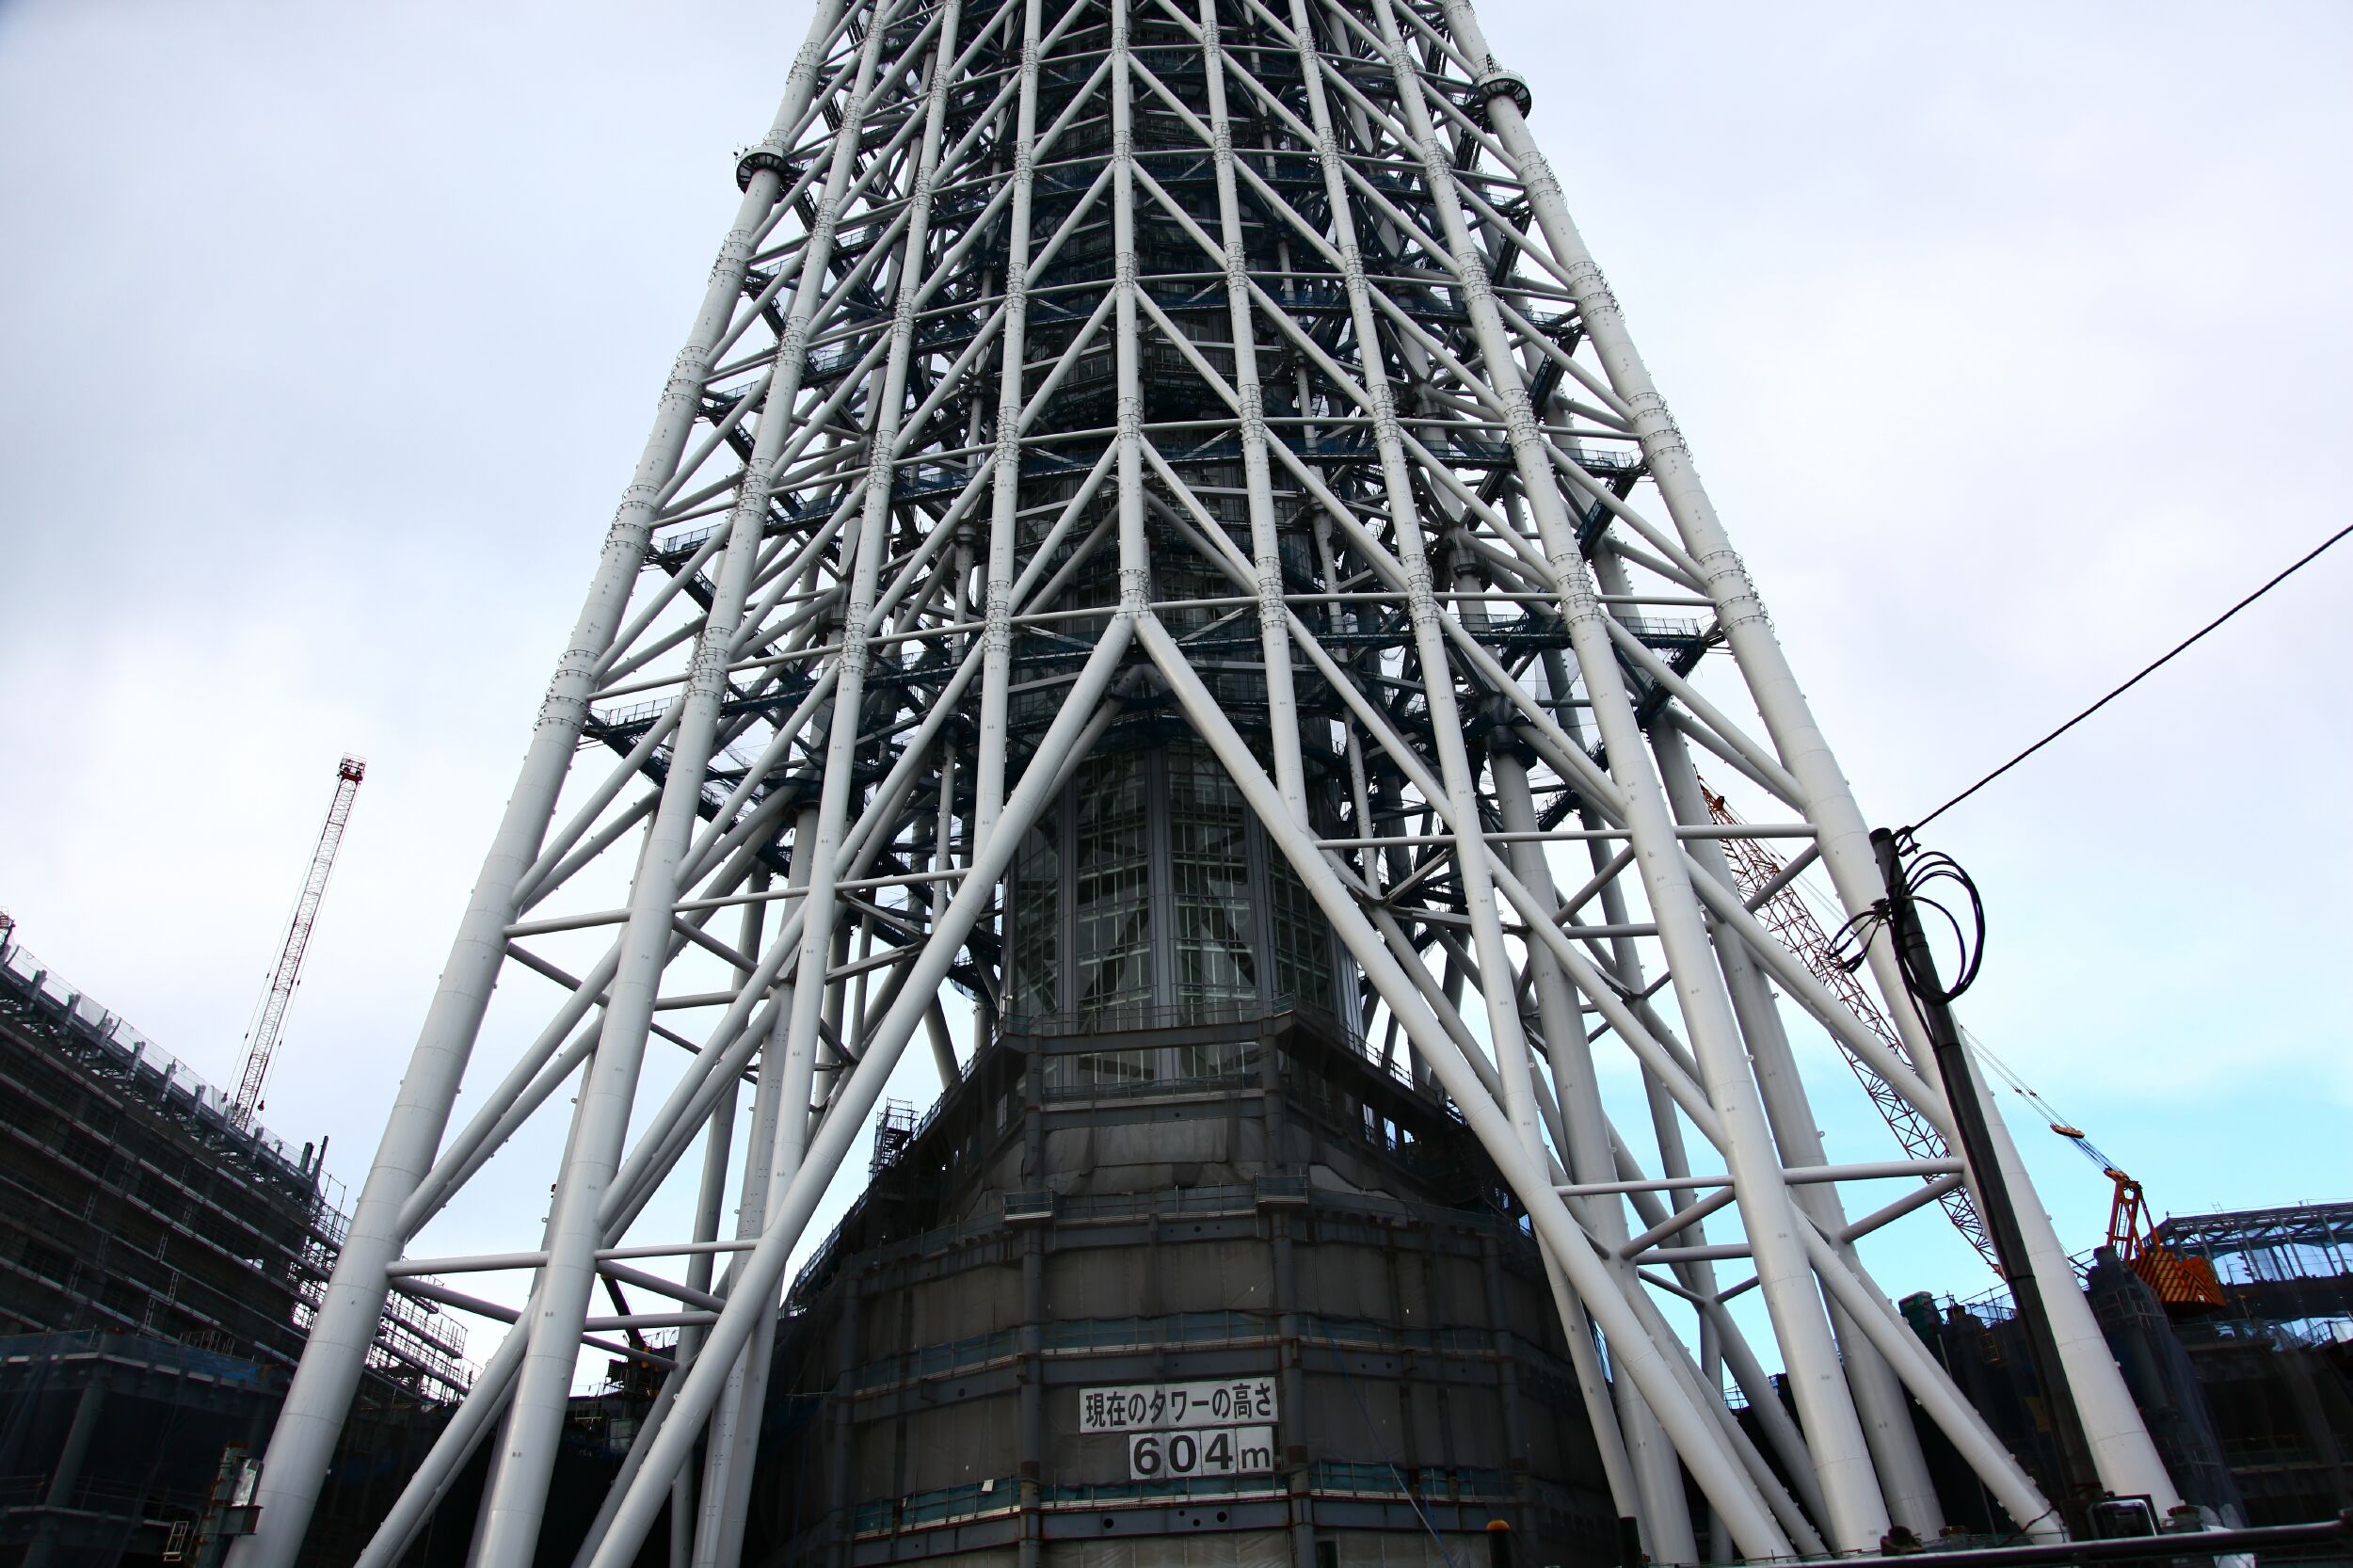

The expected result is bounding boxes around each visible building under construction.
[2158,1205,2353,1525]
[1900,1202,2353,1541]
[743,1002,1616,1568]
[0,928,470,1564]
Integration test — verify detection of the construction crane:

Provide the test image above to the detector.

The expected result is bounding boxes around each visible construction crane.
[231,755,365,1131]
[1968,1045,2227,1311]
[1700,782,2002,1270]
[1708,775,2221,1305]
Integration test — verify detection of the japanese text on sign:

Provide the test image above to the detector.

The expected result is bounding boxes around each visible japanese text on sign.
[1129,1426,1276,1480]
[1078,1379,1277,1433]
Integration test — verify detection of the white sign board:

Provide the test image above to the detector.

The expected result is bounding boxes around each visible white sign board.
[1079,1379,1277,1433]
[1129,1425,1277,1480]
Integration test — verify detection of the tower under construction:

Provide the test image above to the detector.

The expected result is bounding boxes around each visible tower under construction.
[232,3,2198,1566]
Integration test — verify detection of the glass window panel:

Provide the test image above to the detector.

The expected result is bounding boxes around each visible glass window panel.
[1008,813,1061,1021]
[1074,753,1151,1024]
[1165,744,1256,1018]
[1076,1048,1155,1089]
[1270,853,1331,1016]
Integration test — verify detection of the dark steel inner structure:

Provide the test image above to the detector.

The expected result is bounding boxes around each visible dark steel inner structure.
[754,1010,1613,1568]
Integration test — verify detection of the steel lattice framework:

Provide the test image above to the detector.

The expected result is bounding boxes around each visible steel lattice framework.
[233,3,2183,1566]
[1700,783,2000,1272]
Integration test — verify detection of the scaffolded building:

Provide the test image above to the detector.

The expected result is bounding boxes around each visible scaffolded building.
[2160,1204,2353,1345]
[235,2,2190,1565]
[2160,1204,2353,1524]
[0,932,470,1562]
[0,936,466,1399]
[0,936,336,1366]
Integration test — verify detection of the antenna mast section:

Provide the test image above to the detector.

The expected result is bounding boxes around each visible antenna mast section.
[232,754,365,1130]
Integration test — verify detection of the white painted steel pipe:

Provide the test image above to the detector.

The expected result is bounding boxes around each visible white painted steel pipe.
[582,632,1132,1568]
[1434,0,2173,1515]
[1138,611,1793,1561]
[469,21,897,1552]
[227,15,853,1567]
[1650,662,1943,1535]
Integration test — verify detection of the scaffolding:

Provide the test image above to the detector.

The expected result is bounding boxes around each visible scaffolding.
[1904,1203,2353,1531]
[0,934,468,1400]
[2159,1203,2353,1345]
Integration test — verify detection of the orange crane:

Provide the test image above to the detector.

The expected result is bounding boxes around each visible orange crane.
[231,755,365,1131]
[1967,1048,2226,1311]
[2104,1169,2226,1309]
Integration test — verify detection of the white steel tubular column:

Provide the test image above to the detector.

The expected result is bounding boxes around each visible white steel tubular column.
[701,4,969,1560]
[1195,0,1308,820]
[1430,0,2176,1513]
[686,808,816,1568]
[472,11,900,1560]
[583,636,1135,1568]
[1362,0,1886,1545]
[228,11,849,1567]
[972,0,1046,856]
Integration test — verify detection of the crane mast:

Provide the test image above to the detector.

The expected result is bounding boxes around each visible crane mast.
[231,754,364,1130]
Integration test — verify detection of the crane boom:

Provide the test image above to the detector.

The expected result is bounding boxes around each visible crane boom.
[232,755,365,1130]
[1700,782,2001,1271]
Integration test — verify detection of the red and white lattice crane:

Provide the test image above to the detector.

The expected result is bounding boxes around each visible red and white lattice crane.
[1701,781,2002,1271]
[231,755,365,1130]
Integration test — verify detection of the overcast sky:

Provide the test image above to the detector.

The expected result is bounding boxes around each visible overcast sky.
[2,0,2347,1368]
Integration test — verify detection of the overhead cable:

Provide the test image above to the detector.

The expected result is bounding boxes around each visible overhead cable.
[1914,520,2352,830]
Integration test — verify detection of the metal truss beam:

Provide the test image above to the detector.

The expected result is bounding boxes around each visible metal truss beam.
[232,4,2184,1567]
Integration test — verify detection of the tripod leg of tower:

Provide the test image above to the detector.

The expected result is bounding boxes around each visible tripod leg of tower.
[580,644,1132,1568]
[1650,716,1944,1535]
[223,13,853,1567]
[1132,616,1788,1559]
[662,875,768,1568]
[1433,0,2178,1514]
[686,816,813,1568]
[1353,8,1884,1539]
[1492,737,1700,1563]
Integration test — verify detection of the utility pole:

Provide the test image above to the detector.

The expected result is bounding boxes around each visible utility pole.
[1871,827,2101,1532]
[231,755,365,1131]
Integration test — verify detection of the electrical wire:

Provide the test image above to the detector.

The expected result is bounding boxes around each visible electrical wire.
[1822,839,1985,1001]
[1892,845,1986,1001]
[1913,520,2352,831]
